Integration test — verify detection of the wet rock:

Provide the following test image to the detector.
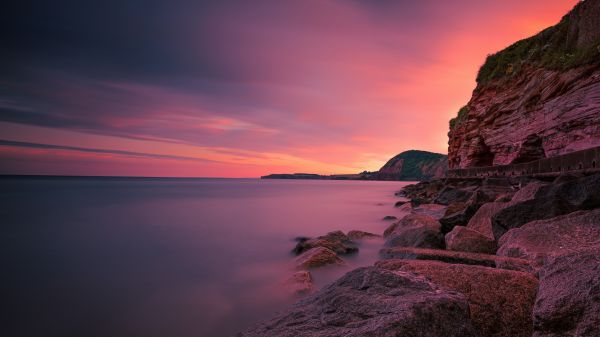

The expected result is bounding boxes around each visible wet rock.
[294,247,346,270]
[293,231,358,255]
[237,267,477,337]
[497,209,600,267]
[492,174,600,238]
[445,226,497,254]
[394,201,407,207]
[283,270,314,296]
[347,230,380,240]
[379,247,534,273]
[377,259,538,337]
[434,185,476,205]
[382,215,397,221]
[533,246,600,337]
[383,213,444,249]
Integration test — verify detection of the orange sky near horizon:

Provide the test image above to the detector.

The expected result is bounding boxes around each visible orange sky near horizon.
[0,0,579,177]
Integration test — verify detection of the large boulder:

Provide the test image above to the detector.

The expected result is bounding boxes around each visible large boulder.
[294,247,346,270]
[466,180,547,240]
[410,203,447,219]
[379,247,534,273]
[377,259,538,337]
[383,213,444,249]
[497,209,600,266]
[237,267,477,337]
[493,174,600,238]
[533,246,600,337]
[434,185,476,205]
[293,231,358,255]
[445,226,497,254]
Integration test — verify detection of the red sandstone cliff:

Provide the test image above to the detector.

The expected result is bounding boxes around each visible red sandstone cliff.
[448,0,600,169]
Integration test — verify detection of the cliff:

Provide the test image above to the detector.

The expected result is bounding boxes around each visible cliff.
[375,150,447,181]
[448,0,600,169]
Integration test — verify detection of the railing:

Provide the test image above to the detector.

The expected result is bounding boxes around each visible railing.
[447,146,600,178]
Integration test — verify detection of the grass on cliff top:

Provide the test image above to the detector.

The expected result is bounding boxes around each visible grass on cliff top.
[449,105,469,130]
[476,4,600,84]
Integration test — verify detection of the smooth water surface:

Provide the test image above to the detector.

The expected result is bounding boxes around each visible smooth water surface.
[1,177,412,337]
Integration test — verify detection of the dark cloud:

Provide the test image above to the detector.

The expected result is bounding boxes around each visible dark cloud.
[0,139,216,162]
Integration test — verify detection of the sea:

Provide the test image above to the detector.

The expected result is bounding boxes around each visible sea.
[1,177,413,337]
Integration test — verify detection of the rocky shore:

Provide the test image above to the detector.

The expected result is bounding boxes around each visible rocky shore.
[238,172,600,337]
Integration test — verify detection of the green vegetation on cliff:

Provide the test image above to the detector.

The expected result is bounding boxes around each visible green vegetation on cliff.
[377,150,447,181]
[449,105,469,130]
[476,1,600,84]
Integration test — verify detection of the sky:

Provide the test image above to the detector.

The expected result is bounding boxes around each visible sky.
[0,0,579,177]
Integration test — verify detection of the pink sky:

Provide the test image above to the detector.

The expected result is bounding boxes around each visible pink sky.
[0,0,579,177]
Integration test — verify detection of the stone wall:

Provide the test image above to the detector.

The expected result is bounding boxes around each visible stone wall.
[448,146,600,178]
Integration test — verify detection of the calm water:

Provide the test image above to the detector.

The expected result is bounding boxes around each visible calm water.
[1,177,412,337]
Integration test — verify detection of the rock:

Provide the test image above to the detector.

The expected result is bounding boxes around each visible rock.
[394,201,407,207]
[493,174,600,239]
[465,202,509,239]
[293,231,358,255]
[396,202,412,213]
[400,180,446,204]
[382,215,397,221]
[377,259,538,337]
[438,189,493,233]
[283,270,314,295]
[411,203,447,219]
[383,213,444,249]
[294,247,346,270]
[533,246,600,337]
[346,230,380,240]
[379,247,534,273]
[496,209,600,267]
[445,226,497,254]
[237,267,477,337]
[434,185,476,205]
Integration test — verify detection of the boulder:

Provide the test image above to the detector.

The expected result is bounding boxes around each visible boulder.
[465,202,509,239]
[377,259,538,337]
[434,185,476,205]
[294,247,346,270]
[492,174,600,238]
[382,215,397,221]
[383,213,444,249]
[346,230,380,240]
[411,203,447,219]
[394,201,407,207]
[293,231,358,255]
[445,226,497,254]
[439,189,494,233]
[237,267,477,337]
[497,209,600,267]
[379,247,534,273]
[283,270,314,295]
[465,180,546,240]
[533,246,600,337]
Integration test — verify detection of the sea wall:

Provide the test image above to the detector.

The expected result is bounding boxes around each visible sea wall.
[448,146,600,178]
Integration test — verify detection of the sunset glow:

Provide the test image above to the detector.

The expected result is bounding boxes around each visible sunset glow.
[0,0,578,177]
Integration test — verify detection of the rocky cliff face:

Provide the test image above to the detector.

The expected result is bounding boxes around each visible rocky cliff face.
[448,0,600,169]
[376,150,447,181]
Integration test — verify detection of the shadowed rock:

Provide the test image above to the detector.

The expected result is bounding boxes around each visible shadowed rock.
[383,213,444,249]
[237,267,477,337]
[382,215,397,221]
[379,247,534,273]
[492,174,600,238]
[292,230,358,255]
[533,246,600,337]
[346,230,380,240]
[294,247,345,270]
[377,259,538,337]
